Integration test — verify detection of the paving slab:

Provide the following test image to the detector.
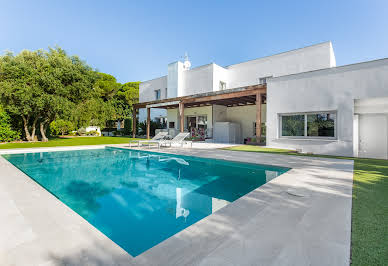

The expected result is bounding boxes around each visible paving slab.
[0,144,353,266]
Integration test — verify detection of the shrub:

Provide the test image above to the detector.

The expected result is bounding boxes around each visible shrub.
[86,130,99,136]
[0,107,20,142]
[138,120,164,136]
[77,128,86,136]
[50,120,74,136]
[123,118,132,135]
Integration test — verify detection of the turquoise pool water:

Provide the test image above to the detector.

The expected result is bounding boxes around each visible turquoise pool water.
[3,148,289,256]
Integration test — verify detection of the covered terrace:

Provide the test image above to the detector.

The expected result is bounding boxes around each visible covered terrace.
[133,84,266,143]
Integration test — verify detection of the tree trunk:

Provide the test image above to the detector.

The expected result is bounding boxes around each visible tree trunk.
[22,115,32,141]
[31,117,38,141]
[40,120,49,142]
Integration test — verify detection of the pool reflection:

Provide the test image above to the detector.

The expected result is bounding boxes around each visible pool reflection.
[3,148,288,256]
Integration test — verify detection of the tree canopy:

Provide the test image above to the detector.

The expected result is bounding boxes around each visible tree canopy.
[0,47,139,142]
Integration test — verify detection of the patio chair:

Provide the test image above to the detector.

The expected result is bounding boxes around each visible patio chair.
[129,132,168,147]
[158,132,192,149]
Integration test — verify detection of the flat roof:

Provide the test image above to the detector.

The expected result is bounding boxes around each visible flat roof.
[141,41,333,83]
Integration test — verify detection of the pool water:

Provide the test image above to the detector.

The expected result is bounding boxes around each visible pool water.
[3,148,289,256]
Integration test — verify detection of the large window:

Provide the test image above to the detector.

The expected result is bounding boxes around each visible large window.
[280,112,336,138]
[281,115,305,137]
[307,113,336,137]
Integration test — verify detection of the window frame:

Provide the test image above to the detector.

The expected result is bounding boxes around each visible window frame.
[257,75,273,85]
[219,81,226,90]
[155,89,161,100]
[279,111,337,140]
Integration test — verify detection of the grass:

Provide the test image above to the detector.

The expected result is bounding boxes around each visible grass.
[224,145,388,265]
[0,136,141,149]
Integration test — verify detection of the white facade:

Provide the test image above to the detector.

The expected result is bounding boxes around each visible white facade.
[85,126,101,136]
[138,41,388,158]
[139,42,335,121]
[266,58,388,157]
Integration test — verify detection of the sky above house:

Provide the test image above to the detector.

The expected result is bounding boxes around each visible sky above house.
[1,0,387,83]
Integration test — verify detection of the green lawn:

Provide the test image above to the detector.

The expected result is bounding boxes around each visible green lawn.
[0,136,141,149]
[224,145,388,266]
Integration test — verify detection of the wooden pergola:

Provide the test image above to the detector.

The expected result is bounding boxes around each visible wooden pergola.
[133,84,266,142]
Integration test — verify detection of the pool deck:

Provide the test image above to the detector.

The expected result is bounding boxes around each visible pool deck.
[0,143,353,266]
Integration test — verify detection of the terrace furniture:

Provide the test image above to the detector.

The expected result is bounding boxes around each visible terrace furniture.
[129,132,168,147]
[158,132,192,149]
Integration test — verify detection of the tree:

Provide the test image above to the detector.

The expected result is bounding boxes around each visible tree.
[50,119,74,135]
[72,97,115,129]
[0,105,20,142]
[0,50,46,141]
[94,72,121,101]
[114,81,139,120]
[0,47,97,141]
[0,48,139,142]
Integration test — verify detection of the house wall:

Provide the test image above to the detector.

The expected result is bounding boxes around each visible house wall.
[139,76,167,102]
[184,64,214,96]
[168,61,185,97]
[167,106,213,131]
[226,42,335,88]
[266,58,388,157]
[213,64,229,91]
[226,105,266,140]
[213,105,227,122]
[139,76,168,121]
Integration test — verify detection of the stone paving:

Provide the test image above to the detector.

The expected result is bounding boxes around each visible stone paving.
[0,144,353,266]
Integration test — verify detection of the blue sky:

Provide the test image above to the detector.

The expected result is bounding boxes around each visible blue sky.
[1,0,387,83]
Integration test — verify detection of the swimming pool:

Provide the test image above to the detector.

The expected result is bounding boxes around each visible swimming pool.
[3,147,289,257]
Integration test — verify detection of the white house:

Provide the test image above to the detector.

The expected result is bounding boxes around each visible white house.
[135,42,388,159]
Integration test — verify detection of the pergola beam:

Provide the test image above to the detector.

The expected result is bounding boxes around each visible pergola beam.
[179,102,184,133]
[146,108,150,139]
[133,84,266,109]
[132,107,136,138]
[256,92,262,143]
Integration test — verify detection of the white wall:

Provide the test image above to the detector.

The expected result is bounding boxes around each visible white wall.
[167,106,213,131]
[168,61,185,98]
[138,76,168,121]
[139,42,336,122]
[354,97,388,114]
[226,105,266,140]
[226,42,335,88]
[184,64,214,96]
[167,109,179,130]
[213,105,227,122]
[266,58,388,157]
[212,64,229,91]
[139,76,167,102]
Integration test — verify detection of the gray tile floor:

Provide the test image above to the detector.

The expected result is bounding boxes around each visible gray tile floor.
[0,144,353,266]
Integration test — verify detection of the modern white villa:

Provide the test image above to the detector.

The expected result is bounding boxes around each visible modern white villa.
[135,42,388,159]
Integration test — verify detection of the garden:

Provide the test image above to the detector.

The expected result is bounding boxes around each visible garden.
[0,47,140,145]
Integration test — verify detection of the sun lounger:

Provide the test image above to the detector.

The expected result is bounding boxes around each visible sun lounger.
[129,132,168,147]
[157,132,192,148]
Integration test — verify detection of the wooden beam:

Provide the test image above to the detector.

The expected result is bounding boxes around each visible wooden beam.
[183,87,266,104]
[146,108,150,139]
[133,84,266,109]
[256,92,262,143]
[179,102,184,133]
[132,107,136,138]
